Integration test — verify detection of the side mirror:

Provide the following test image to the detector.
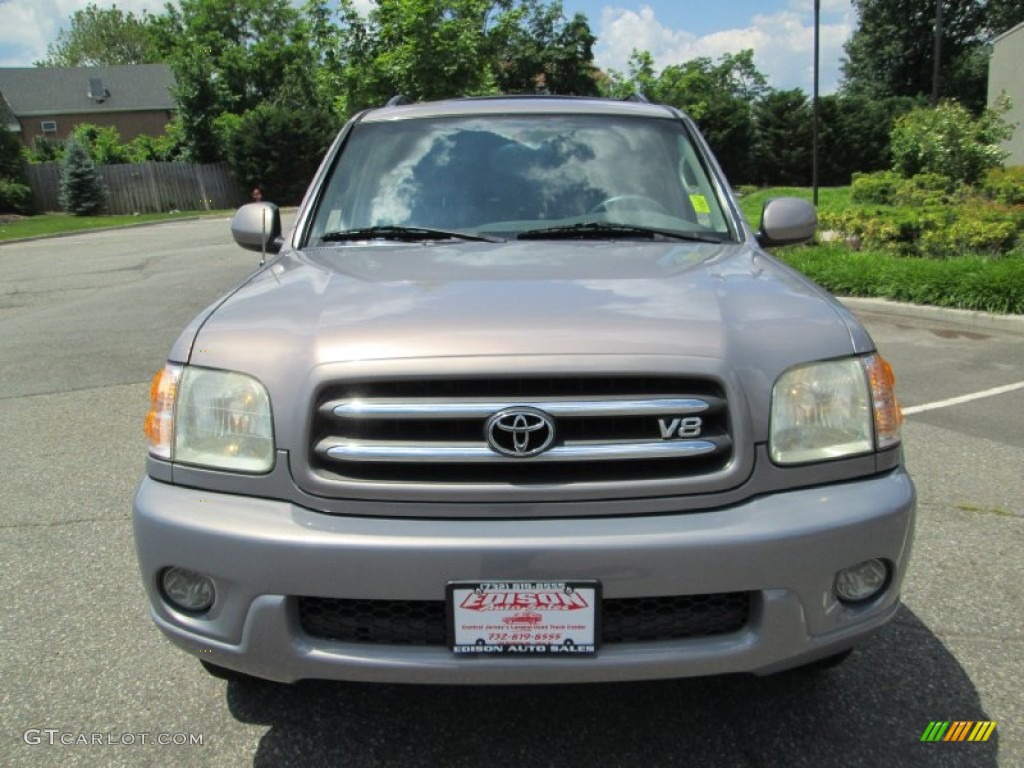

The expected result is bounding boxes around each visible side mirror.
[756,197,817,247]
[231,202,283,254]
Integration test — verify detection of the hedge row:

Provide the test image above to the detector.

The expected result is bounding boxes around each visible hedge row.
[777,245,1024,315]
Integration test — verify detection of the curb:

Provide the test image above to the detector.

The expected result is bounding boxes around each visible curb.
[840,296,1024,334]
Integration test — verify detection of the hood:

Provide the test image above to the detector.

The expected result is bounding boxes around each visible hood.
[180,240,871,443]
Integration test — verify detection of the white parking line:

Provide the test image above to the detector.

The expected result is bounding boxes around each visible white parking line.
[903,381,1024,415]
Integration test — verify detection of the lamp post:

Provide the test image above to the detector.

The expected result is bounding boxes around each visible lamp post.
[932,0,943,106]
[812,0,820,207]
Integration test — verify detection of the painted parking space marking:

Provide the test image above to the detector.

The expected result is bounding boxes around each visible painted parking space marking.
[903,381,1024,415]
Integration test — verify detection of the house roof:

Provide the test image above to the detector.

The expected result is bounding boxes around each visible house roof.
[992,20,1024,45]
[0,64,175,117]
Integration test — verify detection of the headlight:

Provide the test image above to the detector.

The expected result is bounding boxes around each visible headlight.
[770,355,901,465]
[144,364,275,473]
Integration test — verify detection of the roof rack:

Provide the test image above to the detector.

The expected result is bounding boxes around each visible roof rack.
[385,94,412,107]
[622,93,649,103]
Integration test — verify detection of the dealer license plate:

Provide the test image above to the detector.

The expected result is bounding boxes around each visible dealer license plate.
[447,581,599,656]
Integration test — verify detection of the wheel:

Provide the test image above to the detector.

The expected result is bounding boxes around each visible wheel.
[588,195,669,214]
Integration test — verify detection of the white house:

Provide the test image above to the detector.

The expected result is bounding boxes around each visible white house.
[988,20,1024,167]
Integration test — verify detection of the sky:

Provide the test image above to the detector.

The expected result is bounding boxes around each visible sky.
[0,0,856,94]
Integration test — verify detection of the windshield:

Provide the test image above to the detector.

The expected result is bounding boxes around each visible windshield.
[307,112,736,244]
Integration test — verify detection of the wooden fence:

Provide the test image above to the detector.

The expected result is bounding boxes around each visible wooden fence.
[24,160,246,214]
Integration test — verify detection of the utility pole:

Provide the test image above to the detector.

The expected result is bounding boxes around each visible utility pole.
[812,0,820,206]
[932,0,943,106]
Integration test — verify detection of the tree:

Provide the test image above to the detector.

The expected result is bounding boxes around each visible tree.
[492,1,599,95]
[315,0,600,118]
[841,0,1024,112]
[817,94,920,185]
[59,137,108,216]
[753,90,813,186]
[150,0,322,162]
[37,2,161,67]
[222,102,334,204]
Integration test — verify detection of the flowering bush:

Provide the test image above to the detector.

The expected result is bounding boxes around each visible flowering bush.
[889,100,1012,186]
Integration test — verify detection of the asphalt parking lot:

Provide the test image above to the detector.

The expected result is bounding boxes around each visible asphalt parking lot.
[1,218,1021,767]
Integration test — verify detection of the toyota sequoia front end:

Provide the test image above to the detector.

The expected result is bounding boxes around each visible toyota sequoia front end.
[133,97,915,684]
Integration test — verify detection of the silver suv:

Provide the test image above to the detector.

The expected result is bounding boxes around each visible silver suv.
[133,96,915,684]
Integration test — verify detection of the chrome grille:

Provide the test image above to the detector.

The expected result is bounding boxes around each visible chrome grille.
[311,377,731,484]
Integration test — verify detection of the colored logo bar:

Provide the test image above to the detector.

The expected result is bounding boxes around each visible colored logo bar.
[920,721,997,742]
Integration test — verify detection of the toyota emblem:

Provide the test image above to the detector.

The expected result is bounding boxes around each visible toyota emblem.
[484,407,556,457]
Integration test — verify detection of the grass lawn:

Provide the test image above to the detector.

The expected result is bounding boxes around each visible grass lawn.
[0,210,234,242]
[737,186,852,227]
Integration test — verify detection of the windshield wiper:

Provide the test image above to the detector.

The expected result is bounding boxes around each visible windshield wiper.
[516,222,723,243]
[320,226,501,243]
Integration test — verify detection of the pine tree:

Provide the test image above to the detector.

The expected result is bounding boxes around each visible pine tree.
[59,137,108,215]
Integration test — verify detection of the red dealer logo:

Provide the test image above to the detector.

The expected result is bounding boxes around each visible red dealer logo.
[460,591,590,611]
[503,610,544,626]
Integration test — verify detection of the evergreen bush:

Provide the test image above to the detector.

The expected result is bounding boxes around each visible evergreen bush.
[58,137,108,216]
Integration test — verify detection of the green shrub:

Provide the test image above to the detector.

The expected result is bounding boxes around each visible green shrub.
[850,171,900,205]
[71,124,130,165]
[819,205,952,254]
[851,170,964,206]
[919,205,1023,257]
[889,100,1012,185]
[1,127,35,214]
[22,136,63,163]
[979,167,1024,205]
[890,172,962,206]
[126,121,187,163]
[0,178,34,214]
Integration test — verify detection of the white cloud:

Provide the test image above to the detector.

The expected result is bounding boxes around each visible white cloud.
[595,4,856,95]
[0,0,378,67]
[0,0,166,67]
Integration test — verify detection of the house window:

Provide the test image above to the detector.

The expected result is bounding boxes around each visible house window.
[40,120,57,133]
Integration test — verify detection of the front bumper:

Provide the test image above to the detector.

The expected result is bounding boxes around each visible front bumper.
[132,470,915,684]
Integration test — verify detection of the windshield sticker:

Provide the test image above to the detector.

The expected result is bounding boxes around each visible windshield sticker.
[689,194,711,214]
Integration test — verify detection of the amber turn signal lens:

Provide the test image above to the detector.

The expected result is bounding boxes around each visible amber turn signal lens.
[864,354,902,450]
[144,364,182,459]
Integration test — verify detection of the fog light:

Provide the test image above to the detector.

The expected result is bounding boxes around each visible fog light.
[160,567,215,613]
[835,559,889,603]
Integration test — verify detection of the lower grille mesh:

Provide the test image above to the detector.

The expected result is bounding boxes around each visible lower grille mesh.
[298,592,751,646]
